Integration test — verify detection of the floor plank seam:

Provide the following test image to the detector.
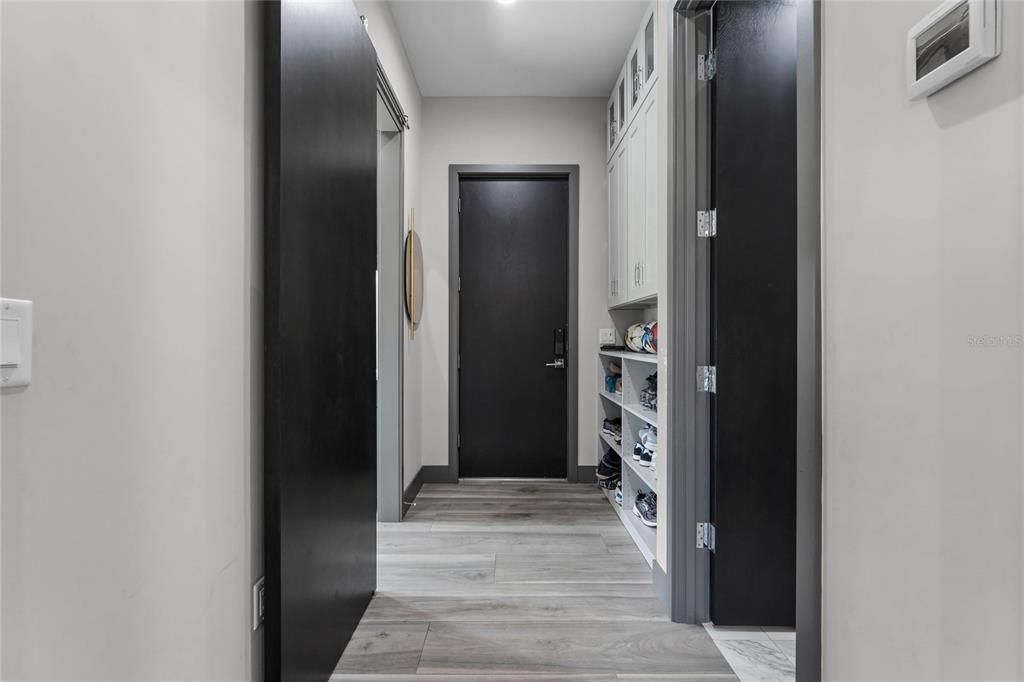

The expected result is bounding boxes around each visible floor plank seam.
[413,621,430,675]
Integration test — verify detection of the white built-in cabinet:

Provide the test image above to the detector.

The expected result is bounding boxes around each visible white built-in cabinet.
[607,5,658,308]
[598,3,663,577]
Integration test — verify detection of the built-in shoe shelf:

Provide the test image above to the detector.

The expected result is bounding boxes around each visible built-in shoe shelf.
[602,488,656,566]
[598,389,624,408]
[598,350,659,567]
[622,450,656,491]
[599,349,658,365]
[623,402,657,426]
[599,430,622,456]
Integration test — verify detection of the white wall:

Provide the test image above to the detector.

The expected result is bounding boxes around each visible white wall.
[357,1,425,488]
[823,1,1024,678]
[418,97,611,468]
[1,3,260,679]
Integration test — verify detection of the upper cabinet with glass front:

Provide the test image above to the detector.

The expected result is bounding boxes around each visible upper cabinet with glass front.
[621,5,657,131]
[607,67,626,160]
[606,2,660,309]
[608,5,656,159]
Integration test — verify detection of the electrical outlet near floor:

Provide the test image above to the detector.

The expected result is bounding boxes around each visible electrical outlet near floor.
[599,328,616,345]
[252,577,265,631]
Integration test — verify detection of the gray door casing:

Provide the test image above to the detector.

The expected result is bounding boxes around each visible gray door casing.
[439,165,581,483]
[376,99,404,522]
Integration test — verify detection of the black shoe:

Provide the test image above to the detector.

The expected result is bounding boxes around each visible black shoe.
[598,473,621,490]
[632,441,645,461]
[597,448,622,480]
[633,491,657,527]
[601,418,622,443]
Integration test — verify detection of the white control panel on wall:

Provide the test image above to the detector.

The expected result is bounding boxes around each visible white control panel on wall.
[1,299,33,389]
[906,0,1002,100]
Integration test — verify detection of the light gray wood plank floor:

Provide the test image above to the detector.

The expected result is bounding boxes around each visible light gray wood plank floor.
[333,481,737,680]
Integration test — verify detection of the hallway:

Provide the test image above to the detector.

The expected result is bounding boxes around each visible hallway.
[333,480,736,680]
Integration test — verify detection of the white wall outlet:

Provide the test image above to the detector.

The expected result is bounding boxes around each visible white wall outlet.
[599,328,616,346]
[252,577,265,631]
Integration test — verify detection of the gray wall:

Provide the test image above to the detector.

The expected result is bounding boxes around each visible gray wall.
[823,1,1024,678]
[417,96,612,470]
[1,3,261,679]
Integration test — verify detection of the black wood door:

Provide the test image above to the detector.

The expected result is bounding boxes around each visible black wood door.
[709,0,798,626]
[264,2,377,679]
[459,177,569,478]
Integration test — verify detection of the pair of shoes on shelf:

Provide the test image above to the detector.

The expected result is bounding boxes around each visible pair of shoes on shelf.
[633,490,657,527]
[601,417,622,444]
[637,424,657,452]
[639,389,657,411]
[639,373,658,410]
[597,447,622,480]
[632,425,656,467]
[633,441,654,467]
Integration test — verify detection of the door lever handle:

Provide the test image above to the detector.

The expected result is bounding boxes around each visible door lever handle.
[545,359,566,369]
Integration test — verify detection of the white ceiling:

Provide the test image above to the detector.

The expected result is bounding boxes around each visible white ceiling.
[388,1,649,97]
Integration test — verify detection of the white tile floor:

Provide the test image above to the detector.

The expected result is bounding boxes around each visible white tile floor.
[703,624,796,682]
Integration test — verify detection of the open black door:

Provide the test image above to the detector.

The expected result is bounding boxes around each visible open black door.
[264,2,378,680]
[709,0,798,626]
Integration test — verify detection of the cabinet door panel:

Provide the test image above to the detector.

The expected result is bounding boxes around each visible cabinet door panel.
[607,159,619,305]
[616,144,628,305]
[626,33,643,127]
[639,7,657,103]
[641,91,658,296]
[626,117,646,301]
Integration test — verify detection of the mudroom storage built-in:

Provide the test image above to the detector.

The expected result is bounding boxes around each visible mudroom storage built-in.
[595,2,667,575]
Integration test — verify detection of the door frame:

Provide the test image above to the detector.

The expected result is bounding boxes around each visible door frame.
[669,1,823,678]
[441,165,580,483]
[793,1,822,676]
[665,1,713,626]
[376,63,409,522]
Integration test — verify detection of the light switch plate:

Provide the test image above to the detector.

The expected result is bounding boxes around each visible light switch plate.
[1,299,32,389]
[599,328,616,346]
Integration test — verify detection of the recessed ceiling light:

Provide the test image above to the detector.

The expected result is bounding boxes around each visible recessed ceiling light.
[496,0,516,5]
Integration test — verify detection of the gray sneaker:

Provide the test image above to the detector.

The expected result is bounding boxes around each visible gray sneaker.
[633,491,657,527]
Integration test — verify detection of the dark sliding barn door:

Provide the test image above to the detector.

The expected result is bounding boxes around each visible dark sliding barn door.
[459,177,569,479]
[709,0,798,626]
[264,2,378,679]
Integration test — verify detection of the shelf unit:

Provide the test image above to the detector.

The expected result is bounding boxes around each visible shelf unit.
[597,350,658,566]
[602,488,656,566]
[598,350,658,365]
[599,430,622,456]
